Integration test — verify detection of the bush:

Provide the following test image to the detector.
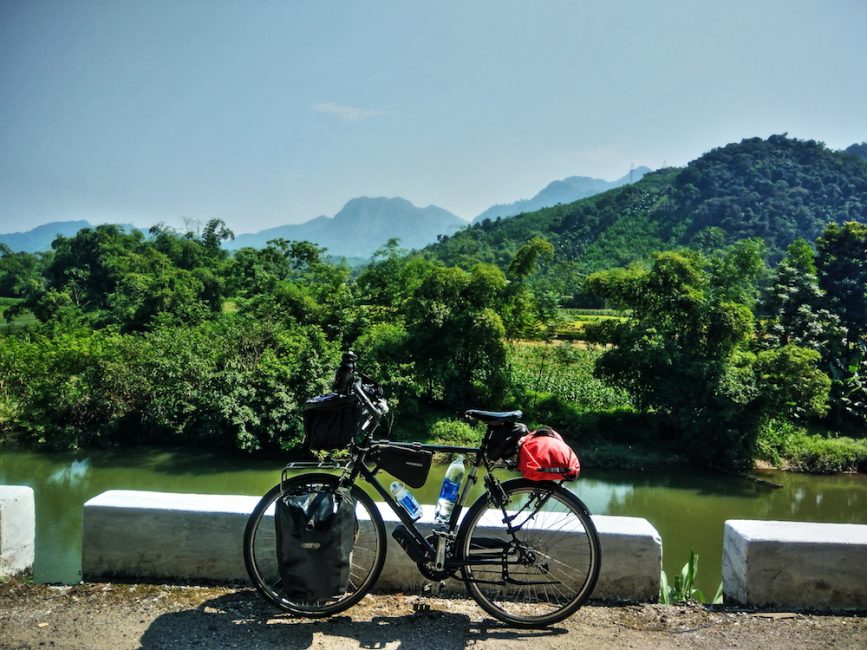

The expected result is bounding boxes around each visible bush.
[756,419,867,473]
[0,316,339,451]
[428,419,484,446]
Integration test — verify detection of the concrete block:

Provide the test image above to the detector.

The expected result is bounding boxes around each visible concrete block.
[83,491,260,582]
[0,485,35,577]
[723,519,867,610]
[82,490,661,602]
[593,515,661,602]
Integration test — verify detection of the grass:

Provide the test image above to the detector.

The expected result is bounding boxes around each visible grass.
[0,297,36,334]
[756,419,867,473]
[508,341,630,413]
[556,308,627,341]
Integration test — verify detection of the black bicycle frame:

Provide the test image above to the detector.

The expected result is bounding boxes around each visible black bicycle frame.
[282,431,557,582]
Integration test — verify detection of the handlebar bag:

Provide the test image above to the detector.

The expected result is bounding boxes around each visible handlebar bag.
[517,427,580,481]
[371,445,432,488]
[303,393,360,450]
[274,486,358,601]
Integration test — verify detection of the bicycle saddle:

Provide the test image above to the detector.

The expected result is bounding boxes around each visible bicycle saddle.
[464,409,523,424]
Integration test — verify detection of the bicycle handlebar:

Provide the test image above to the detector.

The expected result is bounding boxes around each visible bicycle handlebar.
[332,351,358,394]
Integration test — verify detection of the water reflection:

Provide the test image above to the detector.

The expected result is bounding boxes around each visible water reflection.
[47,458,92,486]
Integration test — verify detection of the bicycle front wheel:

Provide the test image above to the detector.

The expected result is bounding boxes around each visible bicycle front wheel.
[456,478,600,627]
[243,472,387,617]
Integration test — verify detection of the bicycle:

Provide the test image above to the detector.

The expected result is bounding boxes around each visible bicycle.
[243,353,601,628]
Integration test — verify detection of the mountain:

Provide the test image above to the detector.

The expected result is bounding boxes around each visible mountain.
[227,196,466,258]
[0,221,93,253]
[0,221,145,253]
[472,167,651,224]
[846,142,867,163]
[427,135,867,302]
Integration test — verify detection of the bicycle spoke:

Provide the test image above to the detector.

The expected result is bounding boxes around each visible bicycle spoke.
[459,480,600,627]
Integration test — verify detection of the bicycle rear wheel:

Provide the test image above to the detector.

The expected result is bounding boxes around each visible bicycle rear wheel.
[456,478,600,627]
[243,472,386,617]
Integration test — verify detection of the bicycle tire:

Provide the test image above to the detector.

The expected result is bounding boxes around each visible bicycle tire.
[456,478,600,627]
[243,472,387,617]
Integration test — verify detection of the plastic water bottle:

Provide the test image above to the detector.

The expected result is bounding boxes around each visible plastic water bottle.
[434,455,465,524]
[390,481,422,521]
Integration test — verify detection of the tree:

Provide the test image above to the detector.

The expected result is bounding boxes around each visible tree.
[759,238,843,354]
[0,247,46,298]
[815,221,867,426]
[584,246,830,466]
[13,225,221,330]
[403,264,509,407]
[816,221,867,348]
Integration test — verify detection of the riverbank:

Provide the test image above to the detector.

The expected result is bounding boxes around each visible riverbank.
[0,581,864,649]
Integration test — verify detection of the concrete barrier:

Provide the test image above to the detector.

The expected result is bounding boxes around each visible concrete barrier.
[83,490,661,601]
[723,519,867,610]
[0,485,35,578]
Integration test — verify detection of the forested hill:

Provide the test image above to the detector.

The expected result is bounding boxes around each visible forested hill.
[426,135,867,284]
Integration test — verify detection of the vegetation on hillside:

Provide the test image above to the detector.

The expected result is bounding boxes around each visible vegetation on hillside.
[427,135,867,307]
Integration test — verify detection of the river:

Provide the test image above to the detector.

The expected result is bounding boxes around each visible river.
[2,446,866,599]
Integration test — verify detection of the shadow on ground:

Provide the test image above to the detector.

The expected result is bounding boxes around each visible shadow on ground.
[138,592,568,649]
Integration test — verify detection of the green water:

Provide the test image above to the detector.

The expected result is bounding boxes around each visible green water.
[2,447,866,598]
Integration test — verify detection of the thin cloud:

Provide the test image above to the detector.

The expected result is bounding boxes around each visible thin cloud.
[312,102,389,123]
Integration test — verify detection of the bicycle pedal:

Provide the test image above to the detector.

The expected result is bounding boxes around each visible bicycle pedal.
[412,601,431,612]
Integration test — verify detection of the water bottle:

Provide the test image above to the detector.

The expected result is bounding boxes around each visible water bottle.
[390,481,422,521]
[434,455,465,524]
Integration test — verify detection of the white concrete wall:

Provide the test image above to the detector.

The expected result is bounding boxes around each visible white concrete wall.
[358,507,661,602]
[0,485,35,577]
[83,490,661,601]
[82,491,260,582]
[723,519,867,610]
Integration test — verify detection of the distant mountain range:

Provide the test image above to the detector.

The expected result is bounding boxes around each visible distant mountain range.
[472,167,651,224]
[2,167,649,256]
[225,196,465,258]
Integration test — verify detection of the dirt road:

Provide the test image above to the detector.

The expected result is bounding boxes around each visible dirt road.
[0,581,864,649]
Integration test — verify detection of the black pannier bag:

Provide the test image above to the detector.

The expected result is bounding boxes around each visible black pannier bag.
[371,446,432,488]
[486,422,528,461]
[303,393,360,450]
[274,486,358,601]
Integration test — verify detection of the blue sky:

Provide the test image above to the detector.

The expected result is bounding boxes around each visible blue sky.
[1,0,865,234]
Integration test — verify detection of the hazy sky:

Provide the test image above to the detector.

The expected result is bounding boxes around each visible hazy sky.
[1,0,865,234]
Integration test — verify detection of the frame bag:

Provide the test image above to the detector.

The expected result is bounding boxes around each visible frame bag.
[370,446,433,488]
[518,427,580,481]
[274,486,358,601]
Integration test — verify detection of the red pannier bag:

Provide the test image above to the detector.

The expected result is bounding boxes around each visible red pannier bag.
[518,427,580,481]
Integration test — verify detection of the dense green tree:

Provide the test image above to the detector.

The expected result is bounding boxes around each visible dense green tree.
[815,221,867,426]
[816,221,867,348]
[10,225,223,330]
[239,239,355,342]
[759,238,843,353]
[584,247,830,466]
[0,245,46,298]
[403,263,509,408]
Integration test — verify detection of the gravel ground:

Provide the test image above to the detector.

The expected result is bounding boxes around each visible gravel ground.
[0,581,865,649]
